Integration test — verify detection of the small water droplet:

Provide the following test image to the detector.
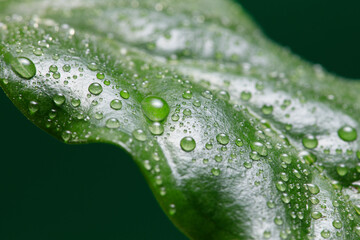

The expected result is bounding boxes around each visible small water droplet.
[171,114,180,121]
[214,155,223,163]
[49,65,58,73]
[276,181,286,192]
[267,201,275,208]
[94,112,103,120]
[307,184,320,194]
[320,230,330,239]
[182,90,193,99]
[28,101,39,114]
[211,167,220,176]
[332,220,342,229]
[263,230,271,239]
[262,104,273,115]
[280,172,289,182]
[132,129,147,141]
[274,216,283,225]
[183,108,192,116]
[62,64,71,72]
[33,48,43,56]
[61,130,71,142]
[336,164,348,176]
[311,211,322,219]
[244,161,252,169]
[240,91,251,101]
[193,100,201,107]
[87,62,98,71]
[280,153,291,164]
[235,138,243,147]
[96,72,105,80]
[169,204,176,215]
[310,196,319,205]
[202,90,213,99]
[205,142,213,150]
[149,122,164,135]
[355,226,360,236]
[250,151,260,161]
[281,193,290,203]
[217,90,230,101]
[250,142,268,156]
[53,93,65,106]
[71,98,81,107]
[106,118,120,128]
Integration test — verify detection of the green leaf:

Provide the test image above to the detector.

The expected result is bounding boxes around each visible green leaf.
[1,0,360,239]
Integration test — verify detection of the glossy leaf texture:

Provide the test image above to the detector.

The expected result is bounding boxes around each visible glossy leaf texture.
[1,0,360,239]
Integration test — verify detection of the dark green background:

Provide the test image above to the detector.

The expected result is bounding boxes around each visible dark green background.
[0,1,359,239]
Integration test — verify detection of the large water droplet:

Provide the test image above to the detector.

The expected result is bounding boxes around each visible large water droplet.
[180,137,196,152]
[141,96,170,121]
[28,101,39,114]
[132,129,147,141]
[53,93,65,106]
[62,130,71,142]
[302,135,318,149]
[182,90,193,99]
[280,153,291,164]
[71,98,81,107]
[336,164,348,176]
[320,230,330,239]
[276,181,286,192]
[311,211,322,219]
[211,168,220,176]
[262,104,273,115]
[217,90,230,101]
[88,83,103,95]
[110,99,122,110]
[120,90,130,99]
[240,91,251,101]
[49,65,58,73]
[149,122,164,135]
[332,220,342,229]
[62,64,71,72]
[338,125,357,142]
[216,133,229,145]
[307,184,320,194]
[274,216,283,225]
[106,118,120,128]
[11,56,36,79]
[250,142,268,156]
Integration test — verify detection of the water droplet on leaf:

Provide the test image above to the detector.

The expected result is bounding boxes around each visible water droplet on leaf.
[53,93,65,106]
[180,137,196,152]
[302,135,318,149]
[338,125,357,142]
[141,96,170,121]
[88,83,103,95]
[10,56,36,79]
[132,129,147,141]
[110,99,122,110]
[216,133,229,145]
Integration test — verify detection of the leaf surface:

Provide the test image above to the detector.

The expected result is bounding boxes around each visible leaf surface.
[1,0,360,239]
